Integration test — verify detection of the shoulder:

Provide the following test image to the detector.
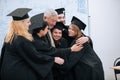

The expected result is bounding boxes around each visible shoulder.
[13,36,32,46]
[61,37,67,42]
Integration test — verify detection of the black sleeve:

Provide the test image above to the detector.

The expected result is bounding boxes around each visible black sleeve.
[0,42,6,79]
[86,36,93,48]
[14,37,54,78]
[33,38,71,57]
[60,49,85,72]
[37,46,71,59]
[0,43,6,63]
[60,43,89,73]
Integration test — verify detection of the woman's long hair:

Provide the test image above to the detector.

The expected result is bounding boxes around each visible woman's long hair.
[70,24,83,38]
[5,19,33,43]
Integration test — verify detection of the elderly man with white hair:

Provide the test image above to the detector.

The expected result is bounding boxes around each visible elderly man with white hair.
[42,9,58,47]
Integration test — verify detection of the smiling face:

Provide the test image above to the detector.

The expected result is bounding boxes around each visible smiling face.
[52,28,62,41]
[68,24,82,38]
[68,24,83,38]
[68,25,76,37]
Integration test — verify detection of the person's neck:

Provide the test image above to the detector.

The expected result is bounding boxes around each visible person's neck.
[54,39,60,45]
[37,33,42,37]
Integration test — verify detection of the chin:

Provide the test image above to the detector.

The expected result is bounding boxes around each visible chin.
[48,26,54,29]
[26,27,29,31]
[54,38,59,41]
[69,34,73,37]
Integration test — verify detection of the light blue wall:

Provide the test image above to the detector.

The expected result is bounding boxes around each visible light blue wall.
[0,0,88,51]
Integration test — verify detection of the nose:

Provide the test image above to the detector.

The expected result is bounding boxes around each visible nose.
[29,21,31,25]
[53,22,56,26]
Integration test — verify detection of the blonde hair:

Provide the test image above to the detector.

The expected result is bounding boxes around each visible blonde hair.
[70,24,83,38]
[5,19,33,43]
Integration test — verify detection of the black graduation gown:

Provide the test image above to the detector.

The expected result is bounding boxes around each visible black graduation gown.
[0,36,55,80]
[43,33,51,47]
[62,25,74,45]
[70,39,105,80]
[52,37,68,80]
[54,38,68,48]
[52,40,87,80]
[0,43,6,79]
[32,34,71,57]
[32,34,72,80]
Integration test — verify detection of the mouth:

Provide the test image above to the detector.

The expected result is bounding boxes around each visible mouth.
[54,36,60,40]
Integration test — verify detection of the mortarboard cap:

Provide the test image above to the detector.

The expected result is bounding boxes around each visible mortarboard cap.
[71,16,86,30]
[29,13,47,31]
[55,8,65,14]
[7,8,32,20]
[53,22,66,30]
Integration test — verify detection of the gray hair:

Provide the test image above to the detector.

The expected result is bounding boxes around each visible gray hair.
[44,8,58,17]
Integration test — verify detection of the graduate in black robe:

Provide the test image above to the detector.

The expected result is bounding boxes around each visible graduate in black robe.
[51,22,68,48]
[51,22,68,80]
[55,8,73,45]
[30,21,85,80]
[65,16,105,80]
[29,13,84,80]
[29,13,82,58]
[0,8,60,80]
[51,23,89,80]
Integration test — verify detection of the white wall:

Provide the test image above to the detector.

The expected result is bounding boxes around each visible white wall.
[88,0,120,80]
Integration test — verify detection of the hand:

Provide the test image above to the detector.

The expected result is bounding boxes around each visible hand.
[54,57,64,65]
[76,37,89,45]
[71,44,83,52]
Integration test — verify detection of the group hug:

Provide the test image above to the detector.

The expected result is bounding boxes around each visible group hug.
[0,8,104,80]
